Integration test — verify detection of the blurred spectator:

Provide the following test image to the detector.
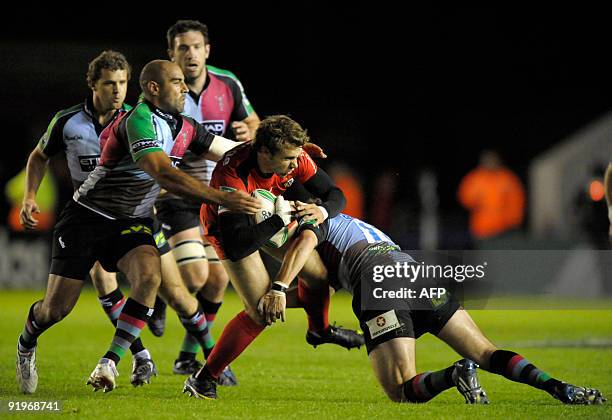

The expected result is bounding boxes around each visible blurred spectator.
[457,150,525,245]
[574,164,608,249]
[329,161,364,219]
[370,170,398,232]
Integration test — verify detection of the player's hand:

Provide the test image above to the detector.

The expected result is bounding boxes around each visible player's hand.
[302,143,327,159]
[294,200,325,226]
[231,121,252,142]
[220,190,261,214]
[258,287,287,325]
[275,195,292,225]
[20,198,40,230]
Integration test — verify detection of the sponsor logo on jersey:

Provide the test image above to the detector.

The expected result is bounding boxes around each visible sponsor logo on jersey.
[366,310,400,339]
[65,134,84,141]
[215,95,226,112]
[367,243,401,255]
[203,120,226,136]
[132,139,160,154]
[282,178,295,189]
[153,107,175,122]
[78,154,101,172]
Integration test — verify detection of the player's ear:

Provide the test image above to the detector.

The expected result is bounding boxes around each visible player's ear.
[205,43,211,59]
[147,80,160,96]
[167,49,175,61]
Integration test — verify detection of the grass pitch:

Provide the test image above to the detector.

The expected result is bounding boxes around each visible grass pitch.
[1,289,611,419]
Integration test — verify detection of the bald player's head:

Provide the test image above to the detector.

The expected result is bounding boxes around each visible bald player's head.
[139,60,187,113]
[139,59,175,93]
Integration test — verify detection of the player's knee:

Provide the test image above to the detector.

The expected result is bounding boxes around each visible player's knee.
[134,263,162,292]
[144,271,162,291]
[180,262,209,292]
[173,240,208,291]
[244,305,266,326]
[204,272,229,296]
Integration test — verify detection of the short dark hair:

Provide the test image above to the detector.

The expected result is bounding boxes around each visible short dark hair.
[86,50,131,87]
[167,20,210,50]
[253,115,310,154]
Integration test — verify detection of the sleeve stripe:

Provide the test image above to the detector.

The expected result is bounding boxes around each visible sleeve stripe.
[133,147,163,161]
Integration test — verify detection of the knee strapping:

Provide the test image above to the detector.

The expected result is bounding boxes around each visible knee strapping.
[204,243,220,264]
[173,240,206,266]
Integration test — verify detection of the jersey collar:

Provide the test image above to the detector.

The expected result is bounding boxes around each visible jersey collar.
[188,69,211,101]
[143,98,180,124]
[84,95,95,118]
[84,96,129,134]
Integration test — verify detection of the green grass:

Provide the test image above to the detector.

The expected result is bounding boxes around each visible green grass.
[1,289,611,419]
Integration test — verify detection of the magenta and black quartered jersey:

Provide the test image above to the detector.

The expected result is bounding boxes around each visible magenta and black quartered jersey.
[168,64,255,194]
[74,99,214,220]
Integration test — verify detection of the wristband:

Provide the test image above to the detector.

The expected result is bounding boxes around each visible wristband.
[271,281,288,294]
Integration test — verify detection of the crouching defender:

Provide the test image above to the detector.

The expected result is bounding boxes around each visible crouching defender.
[188,208,606,405]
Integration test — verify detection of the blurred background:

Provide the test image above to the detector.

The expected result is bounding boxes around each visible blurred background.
[1,4,611,295]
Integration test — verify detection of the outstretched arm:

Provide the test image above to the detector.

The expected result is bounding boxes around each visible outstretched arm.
[138,150,260,214]
[204,134,327,163]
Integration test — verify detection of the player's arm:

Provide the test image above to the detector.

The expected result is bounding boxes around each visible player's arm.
[218,212,284,261]
[296,167,346,226]
[231,112,260,142]
[21,111,65,230]
[203,135,244,162]
[203,133,327,162]
[218,194,293,261]
[275,229,319,288]
[260,226,321,325]
[225,71,260,141]
[20,145,50,229]
[137,151,260,214]
[605,163,612,236]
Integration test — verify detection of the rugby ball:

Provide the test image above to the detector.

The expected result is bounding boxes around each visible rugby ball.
[251,189,297,248]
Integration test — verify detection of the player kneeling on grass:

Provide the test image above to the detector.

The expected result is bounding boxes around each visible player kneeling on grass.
[197,208,606,404]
